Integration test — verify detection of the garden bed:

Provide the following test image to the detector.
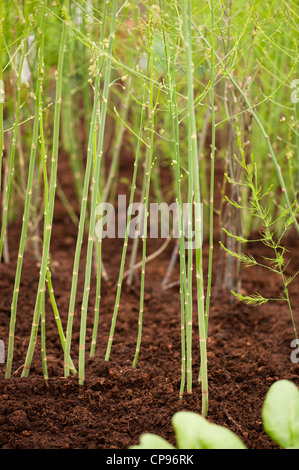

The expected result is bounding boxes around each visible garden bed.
[0,152,298,450]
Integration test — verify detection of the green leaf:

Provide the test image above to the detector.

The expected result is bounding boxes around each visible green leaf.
[172,412,246,449]
[222,227,248,244]
[262,380,299,449]
[285,271,299,287]
[231,291,268,306]
[223,196,244,210]
[219,243,257,266]
[129,433,175,450]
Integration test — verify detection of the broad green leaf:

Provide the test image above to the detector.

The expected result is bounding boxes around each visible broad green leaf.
[130,433,175,450]
[172,412,246,449]
[262,380,299,449]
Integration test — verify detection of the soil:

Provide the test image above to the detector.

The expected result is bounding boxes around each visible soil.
[0,148,299,450]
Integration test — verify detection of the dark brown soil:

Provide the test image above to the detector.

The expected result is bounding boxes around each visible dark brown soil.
[0,151,299,450]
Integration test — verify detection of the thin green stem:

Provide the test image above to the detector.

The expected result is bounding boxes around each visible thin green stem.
[78,0,118,385]
[0,38,26,261]
[40,292,48,380]
[194,22,299,235]
[46,265,77,373]
[64,2,109,377]
[159,0,187,397]
[105,59,150,363]
[182,0,208,416]
[127,146,148,287]
[22,2,69,377]
[62,24,83,202]
[132,0,155,367]
[0,1,4,198]
[205,0,216,336]
[5,1,46,379]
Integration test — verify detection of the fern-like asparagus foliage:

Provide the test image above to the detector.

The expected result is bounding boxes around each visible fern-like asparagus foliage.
[220,142,299,340]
